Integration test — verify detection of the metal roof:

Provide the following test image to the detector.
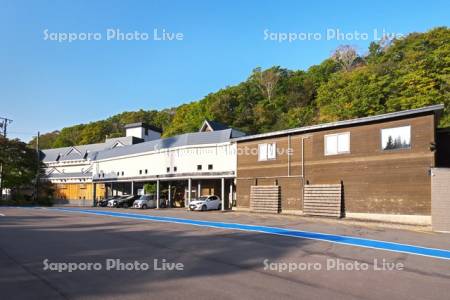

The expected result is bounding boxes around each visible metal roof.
[40,136,139,162]
[95,128,236,160]
[233,104,445,142]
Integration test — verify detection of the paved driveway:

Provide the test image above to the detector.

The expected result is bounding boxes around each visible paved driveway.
[0,207,449,300]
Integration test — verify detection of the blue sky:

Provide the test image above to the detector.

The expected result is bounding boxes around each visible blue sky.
[1,0,448,141]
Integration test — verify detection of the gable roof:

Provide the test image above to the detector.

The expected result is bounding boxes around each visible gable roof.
[200,120,230,132]
[95,128,238,160]
[199,120,246,138]
[40,136,141,163]
[233,104,445,142]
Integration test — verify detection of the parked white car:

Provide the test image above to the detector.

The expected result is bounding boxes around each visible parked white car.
[133,195,157,209]
[189,195,221,211]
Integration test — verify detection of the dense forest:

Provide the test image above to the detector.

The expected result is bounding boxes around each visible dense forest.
[30,27,450,149]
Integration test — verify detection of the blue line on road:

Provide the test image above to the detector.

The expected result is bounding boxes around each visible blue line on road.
[50,208,450,260]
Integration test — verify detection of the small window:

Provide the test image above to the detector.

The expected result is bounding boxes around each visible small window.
[117,172,120,176]
[208,164,213,170]
[174,166,177,172]
[166,167,170,173]
[145,169,148,174]
[267,143,276,160]
[381,126,411,151]
[139,170,142,175]
[258,143,276,161]
[121,171,124,176]
[325,132,350,156]
[197,165,202,171]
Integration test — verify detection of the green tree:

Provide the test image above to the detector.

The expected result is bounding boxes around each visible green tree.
[35,27,450,148]
[0,136,39,197]
[143,183,156,195]
[28,131,60,149]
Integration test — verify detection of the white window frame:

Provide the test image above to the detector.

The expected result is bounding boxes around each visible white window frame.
[380,125,411,151]
[324,132,351,156]
[258,143,277,161]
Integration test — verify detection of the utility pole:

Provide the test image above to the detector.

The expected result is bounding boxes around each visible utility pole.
[0,117,13,200]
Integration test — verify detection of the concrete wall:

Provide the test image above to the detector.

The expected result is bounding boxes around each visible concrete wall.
[431,168,450,232]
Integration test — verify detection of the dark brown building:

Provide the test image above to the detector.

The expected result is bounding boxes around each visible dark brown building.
[234,104,446,224]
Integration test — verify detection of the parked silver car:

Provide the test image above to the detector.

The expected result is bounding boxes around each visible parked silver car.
[133,195,157,209]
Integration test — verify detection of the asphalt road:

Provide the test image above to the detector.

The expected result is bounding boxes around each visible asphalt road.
[1,207,449,300]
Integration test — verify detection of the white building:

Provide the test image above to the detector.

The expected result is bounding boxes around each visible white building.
[41,121,244,208]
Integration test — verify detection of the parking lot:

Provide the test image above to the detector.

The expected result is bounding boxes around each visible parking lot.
[1,207,449,300]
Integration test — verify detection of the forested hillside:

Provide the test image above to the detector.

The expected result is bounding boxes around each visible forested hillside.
[30,27,449,149]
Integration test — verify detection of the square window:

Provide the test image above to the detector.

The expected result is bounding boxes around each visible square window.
[325,132,350,156]
[208,164,213,170]
[258,143,276,161]
[197,165,202,171]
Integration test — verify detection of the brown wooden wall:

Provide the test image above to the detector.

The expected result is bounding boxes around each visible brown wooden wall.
[236,113,436,215]
[54,183,106,202]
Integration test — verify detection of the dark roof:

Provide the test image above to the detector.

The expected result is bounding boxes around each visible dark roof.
[124,122,162,133]
[40,136,139,162]
[95,129,238,160]
[234,104,445,142]
[204,120,230,131]
[200,120,246,138]
[41,126,245,163]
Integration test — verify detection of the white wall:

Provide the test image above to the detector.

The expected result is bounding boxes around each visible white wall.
[43,160,93,183]
[94,142,237,180]
[126,127,161,142]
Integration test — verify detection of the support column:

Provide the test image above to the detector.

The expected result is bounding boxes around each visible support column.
[229,181,233,209]
[156,180,160,209]
[197,181,201,197]
[92,183,97,207]
[187,178,192,207]
[168,183,172,208]
[221,178,225,211]
[131,181,134,195]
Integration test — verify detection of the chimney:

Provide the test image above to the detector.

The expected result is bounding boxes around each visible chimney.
[124,122,162,142]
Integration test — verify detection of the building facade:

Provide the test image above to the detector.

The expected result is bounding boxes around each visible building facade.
[41,121,244,208]
[40,105,449,225]
[234,105,445,224]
